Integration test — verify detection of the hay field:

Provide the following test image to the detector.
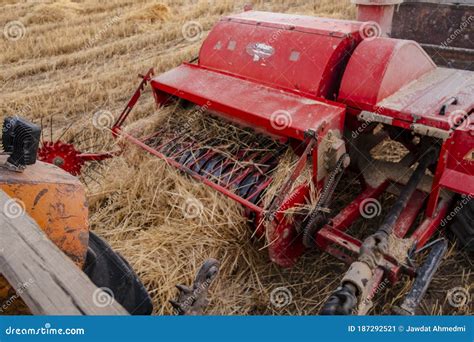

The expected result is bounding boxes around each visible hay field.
[0,0,471,315]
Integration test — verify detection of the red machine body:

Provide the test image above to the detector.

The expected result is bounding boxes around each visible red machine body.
[110,11,474,274]
[152,11,362,140]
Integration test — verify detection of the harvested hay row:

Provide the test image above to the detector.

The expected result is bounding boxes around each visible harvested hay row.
[24,1,82,24]
[127,3,171,22]
[25,5,68,25]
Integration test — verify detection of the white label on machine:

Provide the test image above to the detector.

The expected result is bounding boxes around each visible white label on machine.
[246,43,275,62]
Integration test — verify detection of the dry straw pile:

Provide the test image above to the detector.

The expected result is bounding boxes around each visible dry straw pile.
[0,0,471,315]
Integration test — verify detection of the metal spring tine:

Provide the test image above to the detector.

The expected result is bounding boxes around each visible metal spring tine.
[234,171,262,198]
[170,133,214,165]
[168,139,197,159]
[50,115,53,142]
[228,166,254,188]
[231,153,274,197]
[227,149,272,187]
[168,130,212,160]
[40,117,44,144]
[210,161,235,185]
[143,127,170,146]
[249,145,286,176]
[221,152,258,186]
[191,150,220,173]
[247,177,273,204]
[183,149,207,169]
[199,153,226,177]
[187,142,220,167]
[204,153,231,181]
[177,149,195,165]
[159,135,190,155]
[56,121,75,142]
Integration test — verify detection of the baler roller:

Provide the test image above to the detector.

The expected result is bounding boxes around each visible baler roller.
[144,123,287,206]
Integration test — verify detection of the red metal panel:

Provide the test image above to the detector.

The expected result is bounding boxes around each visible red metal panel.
[151,64,346,141]
[440,169,474,196]
[411,198,452,249]
[340,37,474,134]
[339,38,436,107]
[227,11,362,36]
[376,68,474,131]
[447,129,474,177]
[199,11,361,99]
[265,184,309,267]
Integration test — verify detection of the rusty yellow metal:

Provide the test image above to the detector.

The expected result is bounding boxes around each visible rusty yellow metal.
[0,156,89,314]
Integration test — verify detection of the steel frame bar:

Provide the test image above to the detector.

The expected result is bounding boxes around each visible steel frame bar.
[112,68,155,133]
[315,180,450,282]
[78,152,116,162]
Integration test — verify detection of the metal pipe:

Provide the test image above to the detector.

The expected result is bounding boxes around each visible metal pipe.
[352,0,403,36]
[378,149,436,236]
[394,239,448,315]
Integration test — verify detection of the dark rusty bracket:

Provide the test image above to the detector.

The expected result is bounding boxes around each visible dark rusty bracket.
[393,239,448,315]
[170,259,220,315]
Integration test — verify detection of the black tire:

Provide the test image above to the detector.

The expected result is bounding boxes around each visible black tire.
[449,196,474,253]
[83,232,153,315]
